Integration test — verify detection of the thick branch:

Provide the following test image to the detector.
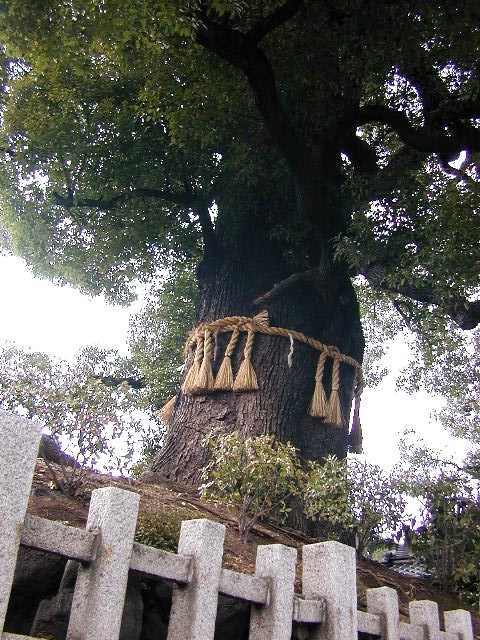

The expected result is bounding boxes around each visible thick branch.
[351,105,480,155]
[253,268,320,307]
[53,187,206,211]
[196,20,318,179]
[341,132,378,176]
[363,261,480,330]
[195,15,340,236]
[247,0,305,43]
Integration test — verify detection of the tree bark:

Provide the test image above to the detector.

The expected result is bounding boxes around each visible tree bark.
[149,228,364,505]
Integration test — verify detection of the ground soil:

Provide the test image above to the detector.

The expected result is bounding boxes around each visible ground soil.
[27,460,480,638]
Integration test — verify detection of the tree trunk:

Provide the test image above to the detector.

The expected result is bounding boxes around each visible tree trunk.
[149,226,365,511]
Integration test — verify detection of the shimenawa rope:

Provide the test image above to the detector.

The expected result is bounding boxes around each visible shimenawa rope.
[162,310,364,453]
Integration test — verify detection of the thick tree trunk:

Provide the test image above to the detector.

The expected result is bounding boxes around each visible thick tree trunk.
[149,229,365,506]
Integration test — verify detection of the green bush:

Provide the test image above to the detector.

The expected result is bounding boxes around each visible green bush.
[304,457,405,557]
[201,431,406,552]
[200,431,304,542]
[135,508,199,553]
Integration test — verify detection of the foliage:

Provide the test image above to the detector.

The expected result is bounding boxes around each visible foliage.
[202,432,406,550]
[135,507,199,553]
[304,456,406,557]
[0,345,146,495]
[409,474,480,607]
[128,258,198,414]
[200,430,304,541]
[0,1,477,310]
[357,280,480,441]
[395,441,480,607]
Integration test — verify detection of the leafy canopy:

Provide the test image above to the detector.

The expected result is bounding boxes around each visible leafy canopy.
[0,1,478,303]
[0,1,478,428]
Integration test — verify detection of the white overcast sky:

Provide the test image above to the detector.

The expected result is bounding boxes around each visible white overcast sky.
[0,252,471,471]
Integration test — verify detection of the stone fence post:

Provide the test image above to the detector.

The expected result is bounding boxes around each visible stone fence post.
[167,518,225,640]
[0,412,42,634]
[444,610,474,640]
[367,586,400,640]
[409,600,441,640]
[66,487,140,640]
[249,544,297,640]
[302,540,357,640]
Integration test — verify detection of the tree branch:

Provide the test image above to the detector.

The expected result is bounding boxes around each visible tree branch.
[350,105,480,155]
[362,261,480,330]
[341,132,378,176]
[53,187,207,211]
[247,0,305,43]
[53,186,218,257]
[253,267,320,307]
[195,14,341,236]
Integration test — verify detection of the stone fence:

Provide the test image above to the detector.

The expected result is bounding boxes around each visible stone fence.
[0,411,474,640]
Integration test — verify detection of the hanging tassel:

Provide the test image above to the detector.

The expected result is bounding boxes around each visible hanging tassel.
[182,334,204,393]
[233,329,258,391]
[253,309,269,326]
[326,355,343,428]
[349,374,364,453]
[159,395,177,423]
[192,328,215,393]
[287,333,294,368]
[309,350,328,419]
[214,328,239,391]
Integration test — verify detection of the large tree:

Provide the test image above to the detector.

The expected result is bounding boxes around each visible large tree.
[0,1,479,492]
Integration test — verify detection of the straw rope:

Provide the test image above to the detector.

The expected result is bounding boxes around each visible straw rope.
[170,311,364,449]
[186,313,363,384]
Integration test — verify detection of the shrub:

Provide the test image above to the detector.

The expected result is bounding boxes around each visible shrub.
[135,508,199,553]
[303,457,405,557]
[200,430,304,541]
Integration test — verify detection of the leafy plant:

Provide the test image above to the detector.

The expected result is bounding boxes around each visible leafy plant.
[201,432,406,552]
[396,442,480,607]
[408,474,480,607]
[135,508,199,553]
[200,431,304,541]
[304,456,406,557]
[0,345,145,495]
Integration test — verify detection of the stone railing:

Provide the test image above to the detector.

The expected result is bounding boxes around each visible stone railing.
[0,411,475,640]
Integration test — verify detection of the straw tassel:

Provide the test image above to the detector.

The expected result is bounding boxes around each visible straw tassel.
[214,328,239,391]
[309,350,328,419]
[233,329,258,391]
[192,328,215,393]
[159,395,177,423]
[326,355,343,427]
[182,334,204,393]
[349,376,364,453]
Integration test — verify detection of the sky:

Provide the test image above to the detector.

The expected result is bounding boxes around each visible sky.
[0,252,472,472]
[0,253,139,360]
